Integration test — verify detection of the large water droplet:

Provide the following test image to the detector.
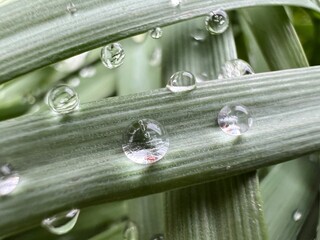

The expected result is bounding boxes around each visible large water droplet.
[66,2,77,15]
[150,27,163,39]
[218,104,253,136]
[218,59,254,79]
[151,233,164,240]
[0,164,20,197]
[101,43,125,69]
[123,221,139,240]
[167,71,196,93]
[42,209,80,235]
[122,119,169,164]
[205,9,229,35]
[292,210,302,222]
[47,85,80,114]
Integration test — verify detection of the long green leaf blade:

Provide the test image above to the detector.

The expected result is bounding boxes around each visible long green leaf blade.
[0,0,319,83]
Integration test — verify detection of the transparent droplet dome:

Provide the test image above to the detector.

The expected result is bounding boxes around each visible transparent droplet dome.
[47,85,80,114]
[205,9,229,35]
[101,43,125,69]
[166,71,196,93]
[218,59,254,79]
[150,27,163,39]
[122,119,169,164]
[41,209,80,235]
[218,104,253,136]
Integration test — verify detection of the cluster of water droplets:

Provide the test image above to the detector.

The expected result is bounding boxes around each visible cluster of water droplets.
[0,164,20,197]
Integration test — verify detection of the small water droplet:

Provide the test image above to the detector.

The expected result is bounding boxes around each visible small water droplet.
[226,165,231,170]
[151,233,164,240]
[149,27,163,39]
[205,9,229,35]
[79,66,96,78]
[167,71,196,93]
[218,59,254,79]
[149,48,162,67]
[292,210,302,222]
[0,164,19,197]
[47,85,80,114]
[171,0,181,7]
[123,221,139,240]
[42,209,80,235]
[191,28,207,42]
[66,2,77,15]
[101,43,125,69]
[122,119,169,164]
[218,104,253,136]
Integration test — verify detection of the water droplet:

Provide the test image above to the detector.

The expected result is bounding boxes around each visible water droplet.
[171,0,181,7]
[0,164,20,197]
[149,48,162,67]
[101,43,125,69]
[47,85,80,114]
[66,2,77,15]
[292,210,302,222]
[167,71,196,93]
[149,27,163,39]
[218,59,254,79]
[122,119,169,164]
[205,9,229,35]
[79,66,96,78]
[42,209,80,235]
[226,165,231,170]
[191,28,207,42]
[151,233,164,240]
[123,221,139,240]
[218,104,253,136]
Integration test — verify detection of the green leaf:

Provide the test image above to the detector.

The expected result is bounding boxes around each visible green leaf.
[0,0,319,83]
[165,173,267,240]
[1,66,320,237]
[238,6,309,70]
[261,156,319,240]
